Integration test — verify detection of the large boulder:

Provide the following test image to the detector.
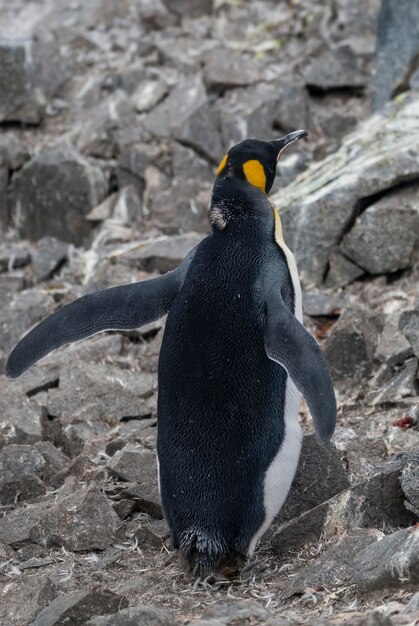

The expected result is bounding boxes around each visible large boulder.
[11,142,107,245]
[272,95,419,285]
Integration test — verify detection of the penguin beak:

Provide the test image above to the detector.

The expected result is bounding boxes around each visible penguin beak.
[272,130,308,161]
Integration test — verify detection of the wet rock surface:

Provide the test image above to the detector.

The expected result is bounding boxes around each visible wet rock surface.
[0,0,419,624]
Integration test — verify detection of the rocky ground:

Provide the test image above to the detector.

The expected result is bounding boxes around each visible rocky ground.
[1,0,419,625]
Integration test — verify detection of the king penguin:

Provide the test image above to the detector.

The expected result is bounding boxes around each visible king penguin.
[6,130,336,578]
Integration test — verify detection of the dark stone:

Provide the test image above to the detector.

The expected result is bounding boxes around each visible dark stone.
[47,363,155,425]
[0,32,65,124]
[0,242,32,271]
[275,434,349,525]
[324,306,382,388]
[162,0,212,18]
[0,387,44,446]
[0,575,56,626]
[30,487,121,551]
[401,448,419,514]
[31,237,69,281]
[0,502,52,547]
[0,444,47,505]
[271,454,413,556]
[281,529,383,599]
[34,589,128,626]
[11,142,107,245]
[340,187,419,274]
[372,0,419,110]
[87,605,175,626]
[353,525,419,592]
[175,102,223,164]
[302,290,343,317]
[119,233,205,273]
[303,45,367,90]
[400,310,419,360]
[108,447,162,518]
[117,142,162,197]
[135,519,170,548]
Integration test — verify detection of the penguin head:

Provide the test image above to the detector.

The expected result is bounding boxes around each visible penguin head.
[215,130,308,195]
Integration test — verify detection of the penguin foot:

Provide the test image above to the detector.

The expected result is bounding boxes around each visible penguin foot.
[179,528,244,579]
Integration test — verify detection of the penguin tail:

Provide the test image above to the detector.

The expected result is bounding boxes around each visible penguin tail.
[179,528,245,579]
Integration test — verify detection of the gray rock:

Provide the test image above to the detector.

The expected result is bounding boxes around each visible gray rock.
[162,0,212,18]
[108,447,162,518]
[325,250,365,288]
[74,92,136,159]
[202,48,260,91]
[0,502,51,547]
[375,314,414,367]
[0,575,56,626]
[119,233,205,274]
[30,487,121,551]
[0,287,54,355]
[118,142,163,196]
[132,79,168,113]
[135,519,170,548]
[0,242,32,271]
[0,32,63,124]
[281,528,383,599]
[11,142,107,245]
[32,237,69,281]
[145,76,207,139]
[275,434,349,525]
[47,363,155,425]
[0,443,47,504]
[302,290,343,317]
[400,310,419,359]
[372,0,419,110]
[353,525,419,592]
[176,102,223,164]
[271,454,412,556]
[34,589,128,626]
[341,187,419,274]
[188,600,271,626]
[336,434,388,484]
[150,179,212,234]
[303,45,368,90]
[87,605,175,626]
[404,592,419,613]
[272,95,419,285]
[367,358,419,405]
[324,306,382,387]
[401,448,419,514]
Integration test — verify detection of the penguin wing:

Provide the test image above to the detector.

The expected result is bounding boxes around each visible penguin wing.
[6,246,197,379]
[264,283,336,443]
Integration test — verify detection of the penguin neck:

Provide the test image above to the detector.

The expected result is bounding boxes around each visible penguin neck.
[210,177,272,236]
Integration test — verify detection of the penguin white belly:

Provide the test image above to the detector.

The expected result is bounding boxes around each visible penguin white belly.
[248,205,303,555]
[248,378,302,555]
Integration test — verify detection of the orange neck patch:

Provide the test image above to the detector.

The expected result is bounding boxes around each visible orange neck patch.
[243,160,266,192]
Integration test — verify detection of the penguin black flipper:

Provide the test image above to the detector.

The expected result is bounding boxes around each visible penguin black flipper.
[6,246,198,379]
[264,281,336,443]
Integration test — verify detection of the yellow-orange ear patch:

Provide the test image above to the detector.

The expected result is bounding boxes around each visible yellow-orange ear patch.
[216,154,228,176]
[243,160,266,192]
